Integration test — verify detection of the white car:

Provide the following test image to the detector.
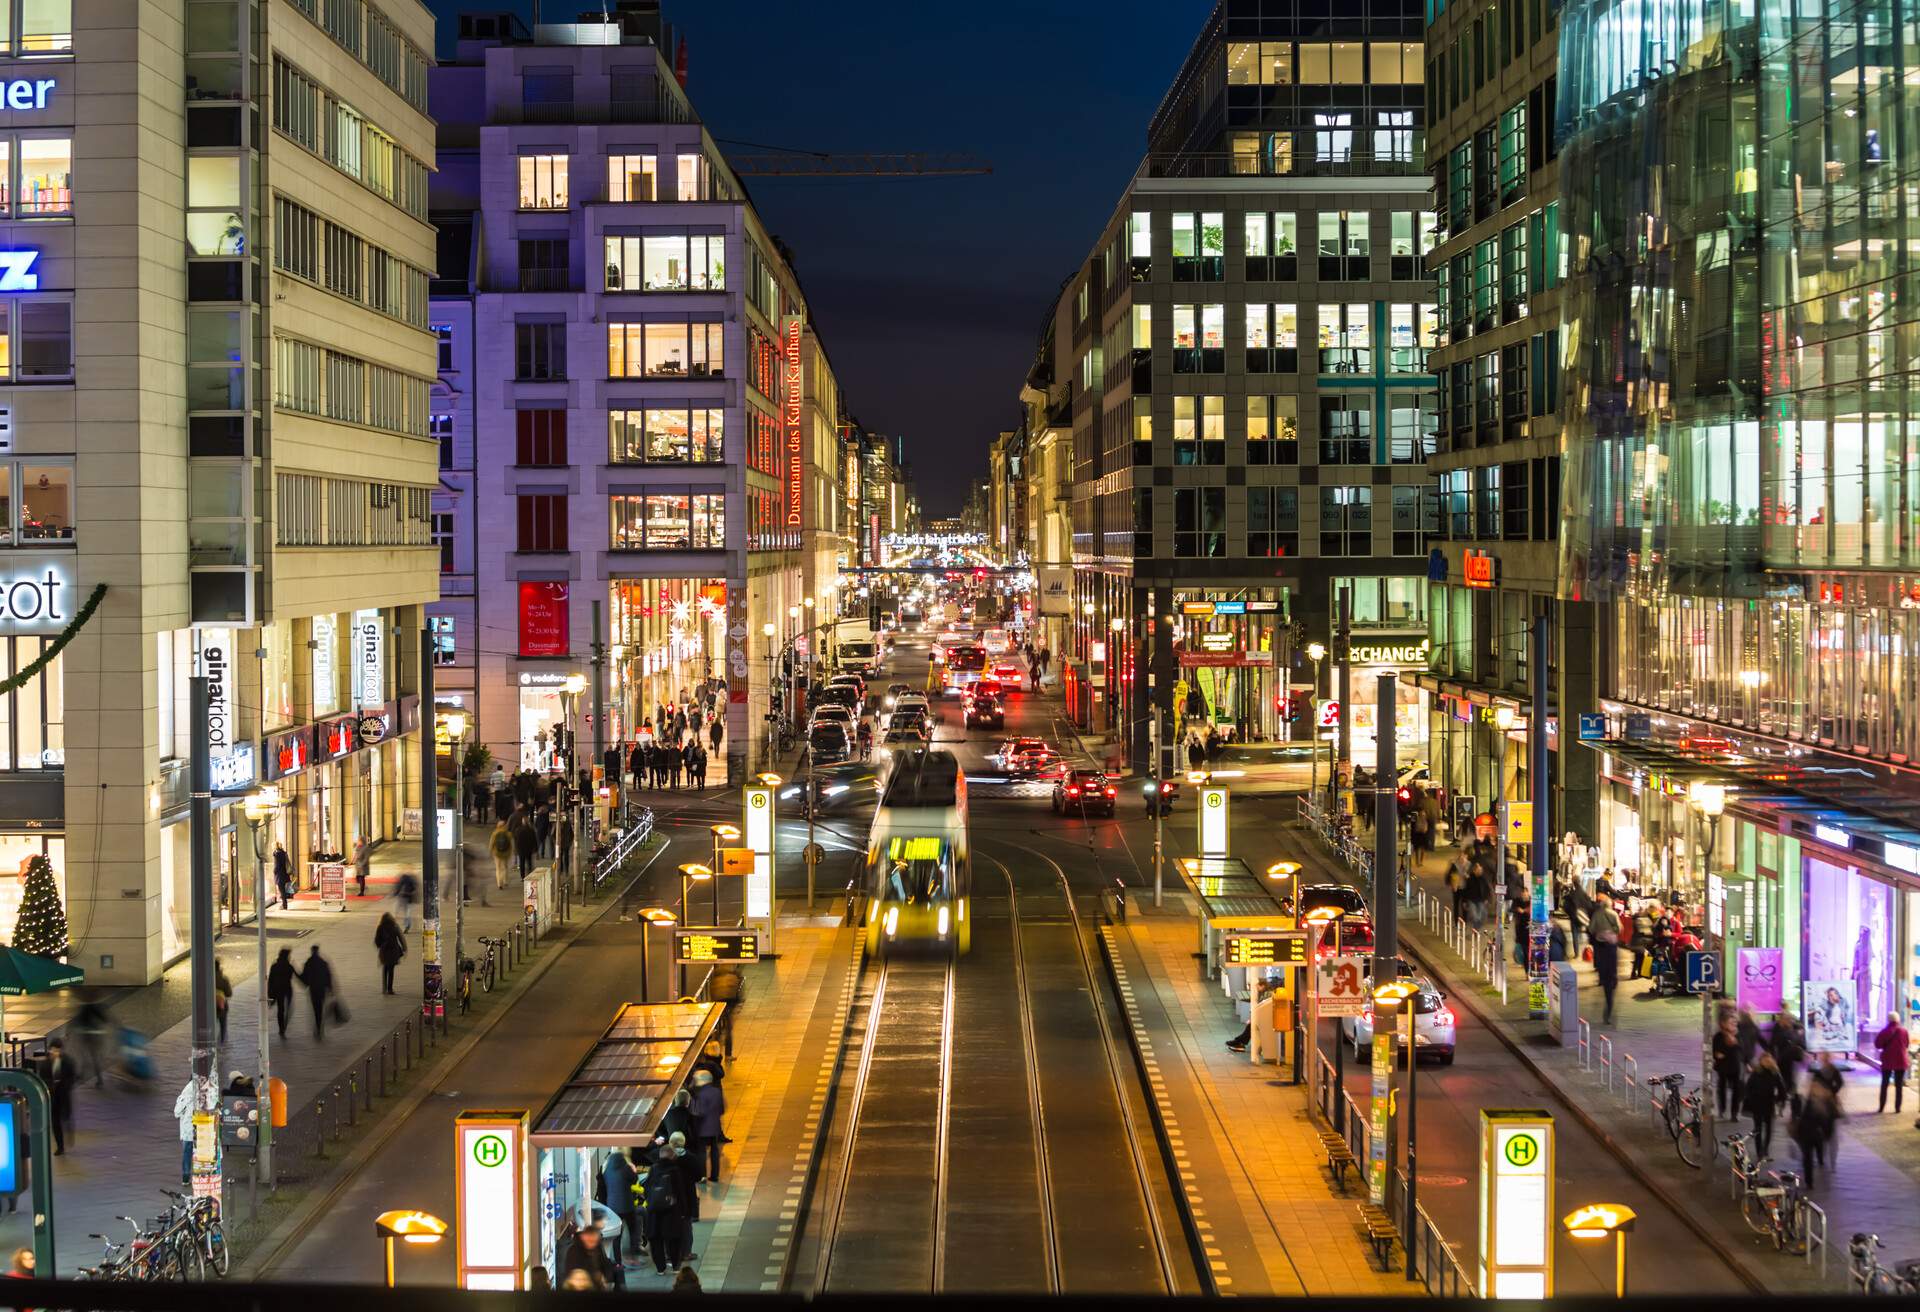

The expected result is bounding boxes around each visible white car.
[983,628,1011,656]
[886,695,930,730]
[1340,973,1457,1065]
[992,662,1026,691]
[810,704,855,732]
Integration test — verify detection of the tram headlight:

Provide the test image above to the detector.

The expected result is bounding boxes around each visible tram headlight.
[883,906,900,938]
[937,905,951,938]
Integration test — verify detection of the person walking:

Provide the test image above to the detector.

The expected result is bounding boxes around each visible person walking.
[709,716,723,756]
[493,780,514,824]
[1874,1012,1910,1112]
[601,1148,639,1269]
[561,1224,618,1291]
[297,946,335,1040]
[1736,1007,1763,1069]
[352,836,372,898]
[1795,1076,1840,1188]
[556,813,575,880]
[73,998,110,1088]
[374,912,407,995]
[689,1067,724,1184]
[272,841,294,909]
[665,1131,701,1261]
[667,745,682,790]
[1742,1052,1787,1158]
[267,947,297,1039]
[489,821,513,893]
[470,774,490,824]
[36,1039,74,1155]
[394,869,418,933]
[513,816,538,881]
[214,961,233,1043]
[1771,1010,1807,1110]
[1587,896,1622,1024]
[534,804,554,860]
[1712,1013,1745,1118]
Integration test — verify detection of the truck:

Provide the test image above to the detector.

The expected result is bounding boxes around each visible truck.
[834,619,883,675]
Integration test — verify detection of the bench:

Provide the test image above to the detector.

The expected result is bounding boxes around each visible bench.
[1358,1202,1400,1269]
[1318,1129,1357,1193]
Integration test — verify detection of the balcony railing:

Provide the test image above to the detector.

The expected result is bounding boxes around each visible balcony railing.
[1138,146,1425,181]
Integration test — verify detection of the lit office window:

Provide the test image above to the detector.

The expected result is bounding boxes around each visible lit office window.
[14,0,73,54]
[608,153,657,202]
[518,154,569,209]
[17,137,68,214]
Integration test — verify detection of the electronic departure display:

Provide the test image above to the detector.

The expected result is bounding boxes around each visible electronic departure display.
[1221,931,1308,967]
[674,929,761,965]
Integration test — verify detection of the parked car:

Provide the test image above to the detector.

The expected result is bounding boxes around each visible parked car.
[882,682,915,710]
[1052,768,1117,817]
[807,721,853,765]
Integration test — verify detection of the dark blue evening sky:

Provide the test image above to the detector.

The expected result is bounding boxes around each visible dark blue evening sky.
[425,0,1207,514]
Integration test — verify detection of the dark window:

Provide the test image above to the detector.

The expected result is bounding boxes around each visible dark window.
[433,322,454,371]
[431,412,454,469]
[1319,486,1373,556]
[517,238,570,292]
[1503,460,1530,539]
[1319,396,1372,465]
[521,72,574,122]
[515,321,566,379]
[516,409,568,465]
[1247,487,1299,558]
[432,515,454,573]
[1392,484,1436,555]
[516,493,568,551]
[1133,487,1154,557]
[1474,465,1502,538]
[1173,487,1226,557]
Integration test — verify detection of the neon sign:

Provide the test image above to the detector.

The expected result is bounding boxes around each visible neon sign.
[0,80,54,111]
[782,315,803,530]
[0,252,39,292]
[1463,550,1499,589]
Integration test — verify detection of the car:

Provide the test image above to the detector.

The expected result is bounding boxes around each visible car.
[983,628,1012,656]
[886,694,931,729]
[817,683,863,713]
[1298,883,1369,920]
[1003,742,1067,780]
[882,682,915,709]
[828,672,867,701]
[1052,768,1116,816]
[992,663,1026,691]
[1340,971,1456,1065]
[965,692,1005,729]
[999,736,1050,763]
[807,721,853,765]
[971,677,1003,700]
[810,704,855,732]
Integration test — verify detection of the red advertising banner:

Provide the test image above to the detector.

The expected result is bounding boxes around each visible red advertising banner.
[782,314,804,529]
[519,581,570,657]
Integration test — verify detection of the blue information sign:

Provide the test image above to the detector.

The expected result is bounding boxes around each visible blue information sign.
[1577,713,1606,741]
[0,1099,17,1194]
[1685,950,1720,995]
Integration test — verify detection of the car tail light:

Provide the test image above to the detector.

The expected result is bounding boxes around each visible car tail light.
[1397,786,1412,804]
[1104,786,1116,796]
[1438,1007,1457,1026]
[1067,787,1080,797]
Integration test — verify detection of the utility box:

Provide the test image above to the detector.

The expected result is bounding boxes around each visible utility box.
[1547,962,1579,1045]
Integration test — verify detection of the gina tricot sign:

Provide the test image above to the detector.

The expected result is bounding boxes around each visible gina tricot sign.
[0,565,67,634]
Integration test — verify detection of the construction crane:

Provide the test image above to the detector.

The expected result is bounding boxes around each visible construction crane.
[719,142,991,178]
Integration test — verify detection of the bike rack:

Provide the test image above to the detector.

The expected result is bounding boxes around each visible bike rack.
[1597,1034,1614,1094]
[1805,1201,1828,1274]
[1577,1019,1592,1071]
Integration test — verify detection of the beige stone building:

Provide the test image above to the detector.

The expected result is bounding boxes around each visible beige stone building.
[0,0,440,983]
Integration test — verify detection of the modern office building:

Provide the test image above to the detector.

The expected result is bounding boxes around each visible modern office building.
[429,9,819,782]
[1413,0,1599,837]
[0,0,443,983]
[1554,0,1920,1043]
[1063,0,1439,769]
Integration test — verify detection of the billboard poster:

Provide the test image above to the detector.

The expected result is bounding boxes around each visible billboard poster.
[1037,566,1072,616]
[1805,856,1894,1047]
[781,314,804,530]
[1735,947,1784,1016]
[1804,978,1857,1053]
[518,582,569,658]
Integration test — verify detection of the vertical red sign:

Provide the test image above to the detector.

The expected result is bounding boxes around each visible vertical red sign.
[782,314,804,531]
[518,581,570,657]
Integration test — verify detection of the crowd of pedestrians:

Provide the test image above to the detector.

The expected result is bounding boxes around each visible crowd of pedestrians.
[613,683,725,793]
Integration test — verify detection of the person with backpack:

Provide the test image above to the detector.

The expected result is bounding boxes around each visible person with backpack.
[642,1143,688,1272]
[297,946,336,1039]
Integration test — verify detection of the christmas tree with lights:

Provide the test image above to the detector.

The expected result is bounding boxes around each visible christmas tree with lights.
[13,855,67,959]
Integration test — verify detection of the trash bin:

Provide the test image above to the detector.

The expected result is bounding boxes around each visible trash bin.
[268,1076,288,1128]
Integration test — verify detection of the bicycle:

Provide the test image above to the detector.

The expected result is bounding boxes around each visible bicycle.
[1743,1164,1811,1252]
[163,1187,228,1278]
[1648,1073,1706,1166]
[474,935,506,993]
[1851,1233,1920,1295]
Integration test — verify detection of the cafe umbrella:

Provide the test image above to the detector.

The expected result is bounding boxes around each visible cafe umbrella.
[0,946,84,1046]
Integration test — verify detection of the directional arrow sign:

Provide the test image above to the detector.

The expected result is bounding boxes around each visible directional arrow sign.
[1505,801,1533,845]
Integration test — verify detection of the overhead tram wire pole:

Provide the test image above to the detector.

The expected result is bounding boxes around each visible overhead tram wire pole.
[420,630,445,1027]
[188,675,220,1199]
[241,786,285,1189]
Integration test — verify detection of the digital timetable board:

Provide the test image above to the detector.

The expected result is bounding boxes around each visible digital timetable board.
[674,929,761,965]
[1220,931,1308,967]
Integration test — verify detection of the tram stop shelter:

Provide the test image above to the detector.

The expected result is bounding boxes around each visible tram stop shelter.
[1173,856,1290,993]
[531,1000,724,1276]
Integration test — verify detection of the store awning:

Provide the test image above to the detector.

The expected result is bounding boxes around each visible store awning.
[530,1001,723,1148]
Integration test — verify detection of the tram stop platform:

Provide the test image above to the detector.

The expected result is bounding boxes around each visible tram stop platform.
[1103,899,1414,1297]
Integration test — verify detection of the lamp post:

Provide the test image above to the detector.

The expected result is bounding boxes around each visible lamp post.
[756,772,784,959]
[1301,904,1344,1126]
[1306,641,1328,799]
[241,785,284,1189]
[639,906,677,1003]
[1689,779,1727,1161]
[761,621,778,769]
[1372,976,1419,1253]
[373,1209,446,1288]
[1266,859,1303,914]
[560,673,588,901]
[440,711,471,956]
[1491,703,1516,994]
[1563,1203,1637,1297]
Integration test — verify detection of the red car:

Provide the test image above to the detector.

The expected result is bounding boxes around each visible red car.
[1052,768,1117,816]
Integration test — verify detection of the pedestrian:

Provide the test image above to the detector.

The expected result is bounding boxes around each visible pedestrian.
[694,744,708,789]
[1874,1011,1910,1112]
[353,836,371,898]
[682,740,698,788]
[214,961,233,1043]
[1771,1010,1807,1109]
[1587,896,1622,1024]
[297,946,335,1039]
[513,817,538,880]
[709,717,723,755]
[267,947,296,1038]
[493,782,513,823]
[513,769,534,809]
[657,1088,693,1147]
[73,997,110,1088]
[689,1067,724,1183]
[490,821,513,891]
[561,1223,617,1290]
[1794,1076,1840,1188]
[394,869,418,933]
[6,1248,31,1278]
[628,740,645,787]
[471,775,490,824]
[534,804,553,860]
[1743,1051,1786,1158]
[36,1039,73,1154]
[1735,1006,1763,1069]
[173,1077,208,1182]
[643,1145,688,1272]
[1712,1014,1745,1118]
[601,1149,639,1268]
[556,813,574,878]
[667,746,683,790]
[273,841,294,909]
[666,1131,701,1259]
[374,912,407,995]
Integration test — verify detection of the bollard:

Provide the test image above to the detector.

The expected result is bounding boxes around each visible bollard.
[379,1039,388,1095]
[405,1019,414,1070]
[363,1056,374,1109]
[1577,1018,1592,1071]
[314,1100,327,1158]
[1623,1053,1639,1112]
[1597,1034,1614,1094]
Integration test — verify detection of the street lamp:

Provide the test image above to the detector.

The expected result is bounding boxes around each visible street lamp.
[1266,859,1303,913]
[761,622,778,767]
[1306,642,1329,796]
[1374,975,1420,1268]
[1300,902,1345,1119]
[373,1209,446,1288]
[240,785,283,1189]
[1563,1202,1637,1297]
[1491,702,1517,991]
[679,862,717,926]
[440,709,472,952]
[638,906,677,1003]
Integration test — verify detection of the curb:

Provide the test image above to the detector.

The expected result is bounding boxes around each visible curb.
[235,837,677,1280]
[774,926,864,1293]
[1284,824,1772,1295]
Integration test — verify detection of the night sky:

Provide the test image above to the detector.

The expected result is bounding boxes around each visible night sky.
[425,0,1207,515]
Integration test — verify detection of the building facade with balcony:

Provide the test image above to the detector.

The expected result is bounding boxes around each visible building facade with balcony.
[1061,0,1440,770]
[431,11,812,784]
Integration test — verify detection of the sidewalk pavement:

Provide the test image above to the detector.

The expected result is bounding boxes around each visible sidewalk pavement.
[1293,817,1919,1293]
[0,831,546,1274]
[1105,905,1413,1296]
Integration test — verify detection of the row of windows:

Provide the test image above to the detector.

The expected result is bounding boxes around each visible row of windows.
[486,408,734,468]
[1436,331,1562,444]
[1435,456,1562,542]
[1226,40,1424,86]
[0,299,69,381]
[512,493,727,553]
[1433,203,1562,343]
[1132,484,1436,558]
[1143,301,1438,369]
[0,135,69,218]
[518,152,719,209]
[1134,209,1438,279]
[0,0,69,55]
[270,57,429,221]
[273,196,430,328]
[1225,114,1419,175]
[1433,85,1557,238]
[284,0,431,112]
[1129,392,1434,466]
[272,336,432,438]
[275,472,433,547]
[1426,0,1556,127]
[603,233,726,292]
[606,320,725,380]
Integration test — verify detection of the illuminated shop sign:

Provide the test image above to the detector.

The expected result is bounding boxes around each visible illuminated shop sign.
[1463,550,1499,589]
[0,79,55,111]
[781,315,803,530]
[0,564,66,633]
[1350,638,1432,665]
[0,252,39,292]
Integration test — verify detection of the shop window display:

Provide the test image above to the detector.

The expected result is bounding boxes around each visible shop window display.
[1803,857,1894,1054]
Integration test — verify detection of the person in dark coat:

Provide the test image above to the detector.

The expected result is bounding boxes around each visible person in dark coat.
[667,745,683,790]
[655,1089,693,1147]
[534,805,553,859]
[297,946,335,1039]
[1587,899,1622,1024]
[601,1149,639,1268]
[561,1224,618,1290]
[688,1068,724,1183]
[642,1147,688,1272]
[374,912,407,995]
[512,770,534,809]
[1742,1052,1786,1157]
[556,814,575,878]
[512,819,538,880]
[267,948,297,1038]
[470,777,490,823]
[1771,1010,1808,1111]
[709,717,723,754]
[272,842,294,909]
[1712,1014,1745,1118]
[629,741,646,787]
[1794,1077,1840,1188]
[493,783,513,823]
[36,1039,74,1154]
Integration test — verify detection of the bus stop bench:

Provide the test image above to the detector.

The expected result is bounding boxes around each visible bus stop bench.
[1357,1202,1399,1269]
[1317,1127,1356,1193]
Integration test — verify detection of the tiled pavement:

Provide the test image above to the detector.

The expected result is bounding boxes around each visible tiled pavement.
[1106,907,1416,1297]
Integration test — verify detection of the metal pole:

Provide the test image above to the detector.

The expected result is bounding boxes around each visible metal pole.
[592,602,606,902]
[638,922,651,1004]
[1336,587,1351,812]
[453,743,466,965]
[1152,710,1164,907]
[1528,612,1550,1019]
[252,835,273,1187]
[1494,750,1507,986]
[419,630,442,1023]
[806,743,817,909]
[188,675,219,1193]
[1402,1002,1418,1280]
[1374,672,1399,973]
